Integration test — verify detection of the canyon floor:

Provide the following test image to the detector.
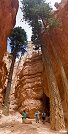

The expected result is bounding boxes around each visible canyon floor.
[0,112,67,134]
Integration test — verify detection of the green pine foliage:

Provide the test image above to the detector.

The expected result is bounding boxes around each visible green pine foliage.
[9,26,27,56]
[3,27,27,113]
[21,0,59,49]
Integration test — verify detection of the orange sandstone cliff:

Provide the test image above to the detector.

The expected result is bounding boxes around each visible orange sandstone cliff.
[0,0,19,61]
[14,0,68,130]
[41,0,68,128]
[0,0,19,105]
[15,42,44,118]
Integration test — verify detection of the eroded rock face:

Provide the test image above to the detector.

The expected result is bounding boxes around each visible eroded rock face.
[41,1,68,128]
[0,52,12,106]
[0,0,18,106]
[0,60,8,105]
[15,42,44,118]
[0,0,19,61]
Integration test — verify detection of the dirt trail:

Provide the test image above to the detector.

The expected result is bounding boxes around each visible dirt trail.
[0,112,67,134]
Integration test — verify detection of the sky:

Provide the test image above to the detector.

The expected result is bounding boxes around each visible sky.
[16,0,61,41]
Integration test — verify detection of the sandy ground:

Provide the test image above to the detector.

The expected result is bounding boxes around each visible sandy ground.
[0,112,67,134]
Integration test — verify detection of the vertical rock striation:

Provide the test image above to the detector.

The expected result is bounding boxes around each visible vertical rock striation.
[41,0,68,130]
[0,61,8,105]
[0,0,19,61]
[0,0,19,107]
[15,42,43,118]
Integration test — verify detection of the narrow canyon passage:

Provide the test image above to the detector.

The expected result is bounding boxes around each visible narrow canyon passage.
[0,0,68,133]
[42,94,50,117]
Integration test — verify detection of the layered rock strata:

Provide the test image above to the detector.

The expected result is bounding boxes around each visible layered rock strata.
[9,54,27,112]
[0,52,12,106]
[15,42,44,118]
[0,61,8,105]
[0,0,19,61]
[41,0,68,129]
[0,0,18,107]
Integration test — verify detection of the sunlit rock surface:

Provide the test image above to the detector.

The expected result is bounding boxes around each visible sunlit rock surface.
[14,1,68,125]
[0,0,67,131]
[15,42,44,118]
[9,54,27,112]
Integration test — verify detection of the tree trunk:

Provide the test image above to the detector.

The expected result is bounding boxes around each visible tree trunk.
[3,51,16,115]
[41,44,65,131]
[11,53,23,90]
[42,20,68,104]
[49,33,68,125]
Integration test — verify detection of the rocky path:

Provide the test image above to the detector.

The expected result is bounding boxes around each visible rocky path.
[0,112,67,134]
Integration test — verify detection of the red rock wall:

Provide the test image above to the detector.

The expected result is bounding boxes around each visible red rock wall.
[0,0,18,106]
[41,1,68,127]
[15,54,43,118]
[42,1,68,95]
[15,43,44,118]
[0,0,19,61]
[0,61,8,104]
